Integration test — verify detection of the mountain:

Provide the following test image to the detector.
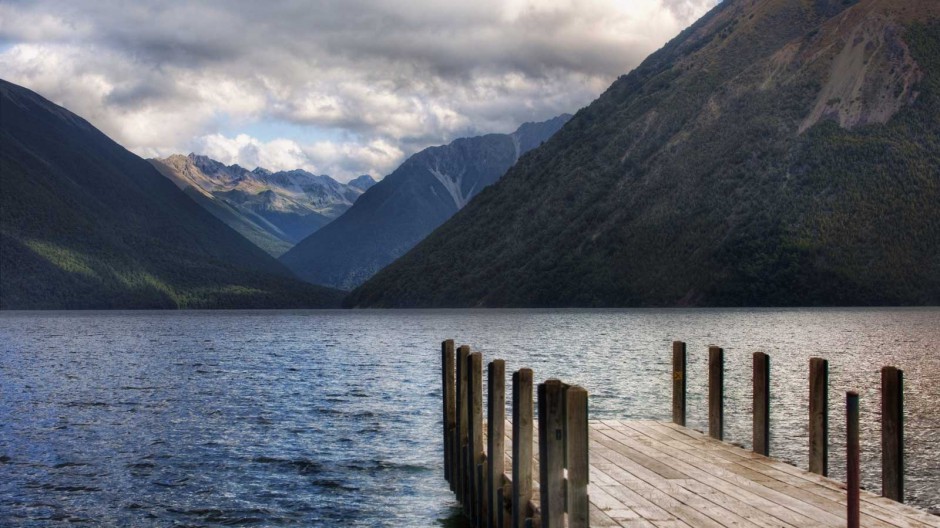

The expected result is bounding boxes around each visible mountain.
[0,79,344,309]
[150,154,375,257]
[346,0,940,308]
[279,115,571,290]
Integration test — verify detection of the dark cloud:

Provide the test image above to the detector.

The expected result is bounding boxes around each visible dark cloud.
[0,0,719,179]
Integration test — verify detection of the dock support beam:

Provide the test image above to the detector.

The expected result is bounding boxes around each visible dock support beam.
[512,369,534,528]
[708,346,724,440]
[468,352,484,525]
[442,340,456,485]
[882,366,904,502]
[538,379,565,528]
[566,386,590,528]
[847,391,860,528]
[457,345,470,503]
[753,352,770,456]
[809,357,829,476]
[672,341,686,427]
[488,360,506,528]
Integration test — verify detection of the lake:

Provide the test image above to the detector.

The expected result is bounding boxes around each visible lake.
[1,308,938,526]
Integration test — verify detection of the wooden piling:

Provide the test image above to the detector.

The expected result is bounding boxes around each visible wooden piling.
[673,341,687,427]
[488,360,506,528]
[708,346,724,441]
[847,391,860,528]
[457,345,470,503]
[882,366,904,502]
[468,352,484,524]
[512,368,534,528]
[442,340,456,485]
[566,385,590,528]
[753,352,770,456]
[809,357,829,476]
[538,379,566,528]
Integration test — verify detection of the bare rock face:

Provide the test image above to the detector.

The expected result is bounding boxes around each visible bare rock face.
[150,154,373,256]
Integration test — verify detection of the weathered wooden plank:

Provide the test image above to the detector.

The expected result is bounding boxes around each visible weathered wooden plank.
[567,385,590,528]
[753,352,770,457]
[709,346,724,441]
[456,344,470,504]
[443,339,456,486]
[847,391,860,528]
[488,359,507,528]
[512,369,534,528]
[538,379,566,528]
[882,366,904,503]
[809,357,829,476]
[672,341,686,427]
[468,352,484,525]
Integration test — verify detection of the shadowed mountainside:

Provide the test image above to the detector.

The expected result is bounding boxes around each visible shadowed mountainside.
[0,79,344,309]
[347,0,940,307]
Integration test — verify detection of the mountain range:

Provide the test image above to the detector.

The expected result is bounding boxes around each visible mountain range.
[0,79,343,309]
[279,115,570,290]
[150,154,374,257]
[346,0,940,307]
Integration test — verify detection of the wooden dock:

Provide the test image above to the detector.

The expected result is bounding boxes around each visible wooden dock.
[441,339,940,528]
[499,419,940,527]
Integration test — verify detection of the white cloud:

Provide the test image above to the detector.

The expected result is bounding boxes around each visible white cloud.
[0,0,719,180]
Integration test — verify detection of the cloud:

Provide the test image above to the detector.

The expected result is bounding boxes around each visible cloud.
[0,0,718,181]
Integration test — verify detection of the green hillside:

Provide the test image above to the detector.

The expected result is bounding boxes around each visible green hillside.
[347,0,940,307]
[0,79,344,309]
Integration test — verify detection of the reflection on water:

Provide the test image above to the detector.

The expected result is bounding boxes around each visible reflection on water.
[0,308,938,525]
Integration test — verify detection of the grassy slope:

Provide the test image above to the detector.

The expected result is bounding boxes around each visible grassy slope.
[347,0,939,307]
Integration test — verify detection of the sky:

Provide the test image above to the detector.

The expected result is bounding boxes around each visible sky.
[0,0,718,182]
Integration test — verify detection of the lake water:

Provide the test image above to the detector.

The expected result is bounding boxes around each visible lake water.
[1,308,939,526]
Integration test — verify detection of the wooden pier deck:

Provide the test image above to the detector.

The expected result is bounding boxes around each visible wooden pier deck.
[442,340,940,527]
[496,419,940,528]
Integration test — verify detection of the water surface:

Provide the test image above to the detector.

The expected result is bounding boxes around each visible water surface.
[1,308,938,526]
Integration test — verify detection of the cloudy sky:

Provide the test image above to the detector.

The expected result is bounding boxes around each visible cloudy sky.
[0,0,717,182]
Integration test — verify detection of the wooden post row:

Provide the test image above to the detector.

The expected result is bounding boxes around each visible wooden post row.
[753,352,770,456]
[566,386,590,528]
[847,391,860,528]
[538,380,566,528]
[468,352,484,525]
[512,369,534,528]
[673,341,686,426]
[708,346,724,441]
[809,357,829,476]
[882,366,904,502]
[488,360,506,528]
[442,340,456,485]
[457,345,470,505]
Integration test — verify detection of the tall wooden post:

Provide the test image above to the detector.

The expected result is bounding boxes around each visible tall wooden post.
[512,369,534,528]
[566,386,590,528]
[753,352,770,456]
[456,345,470,503]
[847,391,860,528]
[468,352,484,525]
[809,357,829,476]
[538,379,565,528]
[488,360,506,528]
[708,346,724,440]
[882,366,904,502]
[673,341,687,426]
[442,340,456,485]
